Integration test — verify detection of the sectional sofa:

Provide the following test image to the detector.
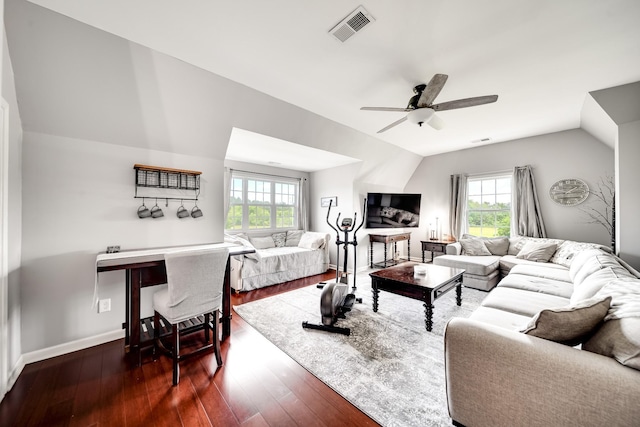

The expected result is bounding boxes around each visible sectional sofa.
[443,236,640,426]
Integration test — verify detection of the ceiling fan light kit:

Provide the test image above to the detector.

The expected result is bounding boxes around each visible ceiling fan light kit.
[361,73,498,133]
[407,108,434,126]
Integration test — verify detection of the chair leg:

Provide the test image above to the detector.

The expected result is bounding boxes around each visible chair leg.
[204,313,211,343]
[153,311,160,361]
[213,309,223,367]
[172,323,180,386]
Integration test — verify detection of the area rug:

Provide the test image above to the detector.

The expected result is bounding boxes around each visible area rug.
[234,273,488,427]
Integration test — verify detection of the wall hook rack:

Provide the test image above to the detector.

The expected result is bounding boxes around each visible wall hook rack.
[133,164,201,203]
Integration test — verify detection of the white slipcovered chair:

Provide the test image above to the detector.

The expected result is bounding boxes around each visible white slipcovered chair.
[152,247,229,385]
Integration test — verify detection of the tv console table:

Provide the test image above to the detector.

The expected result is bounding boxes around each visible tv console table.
[369,232,411,268]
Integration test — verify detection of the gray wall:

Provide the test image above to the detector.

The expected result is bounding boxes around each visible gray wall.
[403,129,614,259]
[2,31,23,386]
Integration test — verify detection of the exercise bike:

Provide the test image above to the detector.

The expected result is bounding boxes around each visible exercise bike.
[302,198,366,335]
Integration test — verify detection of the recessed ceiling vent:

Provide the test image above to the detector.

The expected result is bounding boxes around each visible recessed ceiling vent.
[329,6,375,43]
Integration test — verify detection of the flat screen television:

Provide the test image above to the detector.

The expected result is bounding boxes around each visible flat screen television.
[366,193,421,229]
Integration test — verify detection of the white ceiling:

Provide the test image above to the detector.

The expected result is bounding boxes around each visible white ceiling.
[226,128,361,172]
[25,0,640,160]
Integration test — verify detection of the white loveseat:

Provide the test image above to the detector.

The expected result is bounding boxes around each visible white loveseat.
[445,240,640,427]
[227,230,330,292]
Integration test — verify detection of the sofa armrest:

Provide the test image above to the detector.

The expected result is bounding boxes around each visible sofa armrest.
[446,242,462,255]
[445,318,640,427]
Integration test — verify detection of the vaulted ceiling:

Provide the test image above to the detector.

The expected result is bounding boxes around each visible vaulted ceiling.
[9,0,640,160]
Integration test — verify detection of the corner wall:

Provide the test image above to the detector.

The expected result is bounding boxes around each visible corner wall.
[403,129,614,259]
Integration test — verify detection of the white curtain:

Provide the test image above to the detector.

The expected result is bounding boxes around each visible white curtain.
[298,177,309,231]
[449,174,468,240]
[512,165,547,238]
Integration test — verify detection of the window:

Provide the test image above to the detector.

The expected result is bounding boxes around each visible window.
[467,174,511,237]
[226,172,299,232]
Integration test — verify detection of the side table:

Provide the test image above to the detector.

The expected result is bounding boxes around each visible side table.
[369,232,411,268]
[421,240,451,263]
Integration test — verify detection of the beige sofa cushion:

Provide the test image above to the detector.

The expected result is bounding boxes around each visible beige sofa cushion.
[434,254,500,276]
[507,236,564,256]
[499,255,567,276]
[509,264,571,283]
[461,234,510,255]
[571,251,631,286]
[570,267,621,304]
[498,273,574,299]
[521,296,611,346]
[481,286,569,317]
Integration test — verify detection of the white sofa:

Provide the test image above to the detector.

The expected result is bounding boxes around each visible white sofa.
[434,235,612,290]
[445,239,640,427]
[227,230,330,292]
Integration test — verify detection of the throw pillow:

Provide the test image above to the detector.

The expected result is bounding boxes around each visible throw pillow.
[249,236,276,249]
[298,232,326,250]
[551,240,612,267]
[459,238,492,256]
[516,241,558,262]
[583,317,640,371]
[285,230,305,247]
[521,296,612,346]
[461,234,509,255]
[272,232,286,248]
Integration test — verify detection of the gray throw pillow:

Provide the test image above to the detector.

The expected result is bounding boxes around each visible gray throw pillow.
[521,296,612,346]
[249,235,276,249]
[516,241,557,262]
[272,232,286,248]
[459,238,492,256]
[285,230,305,247]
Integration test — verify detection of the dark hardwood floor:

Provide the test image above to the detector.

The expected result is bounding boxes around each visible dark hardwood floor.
[0,270,379,427]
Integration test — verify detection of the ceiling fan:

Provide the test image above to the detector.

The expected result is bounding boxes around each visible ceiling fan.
[361,74,498,133]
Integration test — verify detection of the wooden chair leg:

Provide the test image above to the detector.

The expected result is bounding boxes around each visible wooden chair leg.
[172,324,180,386]
[213,309,223,367]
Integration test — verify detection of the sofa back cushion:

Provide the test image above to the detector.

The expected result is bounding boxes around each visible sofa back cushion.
[583,277,640,370]
[570,250,631,286]
[462,234,510,256]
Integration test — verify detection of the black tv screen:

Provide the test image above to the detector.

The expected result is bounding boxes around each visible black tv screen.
[366,193,421,229]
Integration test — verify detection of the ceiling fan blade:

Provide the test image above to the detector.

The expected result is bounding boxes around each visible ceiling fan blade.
[377,116,408,133]
[417,74,448,108]
[361,107,412,112]
[427,114,445,130]
[431,95,498,111]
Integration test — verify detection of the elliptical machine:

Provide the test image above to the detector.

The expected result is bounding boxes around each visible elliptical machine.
[302,198,366,335]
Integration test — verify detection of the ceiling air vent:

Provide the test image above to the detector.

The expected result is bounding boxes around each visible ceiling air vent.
[329,6,375,43]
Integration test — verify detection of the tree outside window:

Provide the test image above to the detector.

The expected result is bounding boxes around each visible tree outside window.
[467,175,511,237]
[226,173,299,232]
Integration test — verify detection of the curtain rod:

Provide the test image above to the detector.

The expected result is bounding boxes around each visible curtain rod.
[229,168,307,181]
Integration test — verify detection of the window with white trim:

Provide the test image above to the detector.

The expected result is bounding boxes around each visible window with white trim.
[467,174,512,237]
[226,172,299,232]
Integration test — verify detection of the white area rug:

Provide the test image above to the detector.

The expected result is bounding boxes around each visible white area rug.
[234,273,488,427]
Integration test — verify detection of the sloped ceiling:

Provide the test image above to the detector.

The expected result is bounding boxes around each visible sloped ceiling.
[17,0,640,158]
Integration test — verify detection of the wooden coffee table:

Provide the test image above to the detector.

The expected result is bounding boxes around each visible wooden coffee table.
[369,262,465,332]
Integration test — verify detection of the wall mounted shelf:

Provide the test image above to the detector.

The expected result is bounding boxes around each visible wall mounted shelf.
[133,164,201,202]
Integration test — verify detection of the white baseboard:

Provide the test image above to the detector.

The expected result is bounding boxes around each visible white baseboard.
[22,329,125,367]
[3,329,123,396]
